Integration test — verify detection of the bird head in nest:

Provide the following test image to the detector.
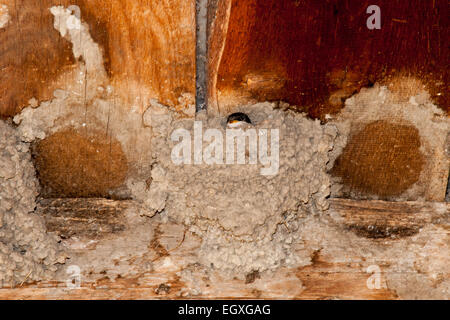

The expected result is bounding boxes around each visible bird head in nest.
[226,112,252,129]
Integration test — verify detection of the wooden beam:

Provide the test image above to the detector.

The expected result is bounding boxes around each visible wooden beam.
[212,0,448,118]
[0,198,446,299]
[0,0,196,118]
[329,198,449,238]
[38,198,450,240]
[38,198,132,239]
[207,0,232,114]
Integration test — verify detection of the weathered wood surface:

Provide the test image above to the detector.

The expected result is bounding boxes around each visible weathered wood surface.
[214,0,448,118]
[38,198,132,239]
[0,198,447,300]
[39,198,450,240]
[0,0,195,118]
[2,1,446,119]
[331,198,449,238]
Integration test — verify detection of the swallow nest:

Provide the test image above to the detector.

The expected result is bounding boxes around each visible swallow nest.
[140,102,337,275]
[0,121,64,286]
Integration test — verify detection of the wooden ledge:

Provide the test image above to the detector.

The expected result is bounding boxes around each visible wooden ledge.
[0,198,447,300]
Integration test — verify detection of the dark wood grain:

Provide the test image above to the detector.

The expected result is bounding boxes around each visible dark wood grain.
[215,0,448,118]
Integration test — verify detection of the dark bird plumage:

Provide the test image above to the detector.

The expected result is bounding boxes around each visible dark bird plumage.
[226,112,252,128]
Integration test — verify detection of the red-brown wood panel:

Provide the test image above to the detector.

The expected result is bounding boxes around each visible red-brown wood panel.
[216,0,448,119]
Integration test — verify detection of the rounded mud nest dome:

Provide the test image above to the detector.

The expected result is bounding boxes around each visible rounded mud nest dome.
[140,102,337,275]
[0,121,64,286]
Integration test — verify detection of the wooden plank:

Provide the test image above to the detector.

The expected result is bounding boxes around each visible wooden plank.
[329,198,449,238]
[0,198,446,299]
[213,0,448,118]
[0,0,196,118]
[38,197,450,240]
[207,0,232,114]
[38,198,132,239]
[4,1,446,119]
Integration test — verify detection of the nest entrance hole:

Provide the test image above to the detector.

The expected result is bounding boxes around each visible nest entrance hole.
[31,128,128,199]
[330,120,425,200]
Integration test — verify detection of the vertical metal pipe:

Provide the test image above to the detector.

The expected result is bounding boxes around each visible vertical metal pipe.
[195,0,208,113]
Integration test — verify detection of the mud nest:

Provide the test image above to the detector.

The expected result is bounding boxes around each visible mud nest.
[0,120,64,285]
